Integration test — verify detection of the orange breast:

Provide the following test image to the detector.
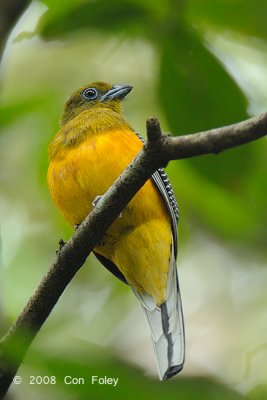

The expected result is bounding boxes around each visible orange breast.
[48,125,172,303]
[48,127,168,226]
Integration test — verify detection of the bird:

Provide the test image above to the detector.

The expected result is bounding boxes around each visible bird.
[47,81,185,380]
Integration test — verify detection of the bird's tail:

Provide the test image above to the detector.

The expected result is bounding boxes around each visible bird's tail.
[132,249,185,380]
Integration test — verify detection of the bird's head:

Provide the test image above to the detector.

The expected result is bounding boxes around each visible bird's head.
[61,81,133,125]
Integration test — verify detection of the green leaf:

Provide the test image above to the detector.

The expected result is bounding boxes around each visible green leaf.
[186,0,267,40]
[158,26,254,183]
[38,0,150,39]
[157,26,267,244]
[159,28,251,199]
[158,26,248,135]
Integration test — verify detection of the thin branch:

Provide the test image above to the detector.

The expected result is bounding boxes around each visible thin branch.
[162,111,267,160]
[0,112,266,398]
[0,0,30,63]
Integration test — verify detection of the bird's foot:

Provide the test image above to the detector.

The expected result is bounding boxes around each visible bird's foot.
[92,195,102,207]
[92,194,122,218]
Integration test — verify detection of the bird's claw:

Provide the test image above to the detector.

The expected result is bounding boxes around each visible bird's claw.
[92,194,122,218]
[92,195,102,207]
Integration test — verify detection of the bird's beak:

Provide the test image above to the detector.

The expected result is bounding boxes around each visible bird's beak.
[100,84,133,102]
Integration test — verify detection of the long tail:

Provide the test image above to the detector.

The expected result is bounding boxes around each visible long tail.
[132,250,185,380]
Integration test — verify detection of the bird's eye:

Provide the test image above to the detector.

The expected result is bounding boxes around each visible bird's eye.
[82,88,98,101]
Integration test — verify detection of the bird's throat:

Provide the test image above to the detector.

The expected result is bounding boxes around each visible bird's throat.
[49,108,131,160]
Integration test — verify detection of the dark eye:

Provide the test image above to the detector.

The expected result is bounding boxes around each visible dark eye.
[82,88,98,100]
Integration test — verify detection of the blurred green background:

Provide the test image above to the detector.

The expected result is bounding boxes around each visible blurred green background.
[0,0,267,399]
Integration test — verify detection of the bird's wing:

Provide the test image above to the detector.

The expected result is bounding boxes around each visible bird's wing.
[151,168,179,256]
[133,131,179,256]
[129,131,184,379]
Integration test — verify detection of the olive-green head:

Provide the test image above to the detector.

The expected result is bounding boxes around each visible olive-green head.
[61,81,133,125]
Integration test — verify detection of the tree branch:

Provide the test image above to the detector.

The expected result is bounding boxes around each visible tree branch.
[0,0,30,63]
[162,111,267,160]
[0,112,266,398]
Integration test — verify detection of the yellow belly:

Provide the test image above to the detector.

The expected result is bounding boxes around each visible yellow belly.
[48,128,172,304]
